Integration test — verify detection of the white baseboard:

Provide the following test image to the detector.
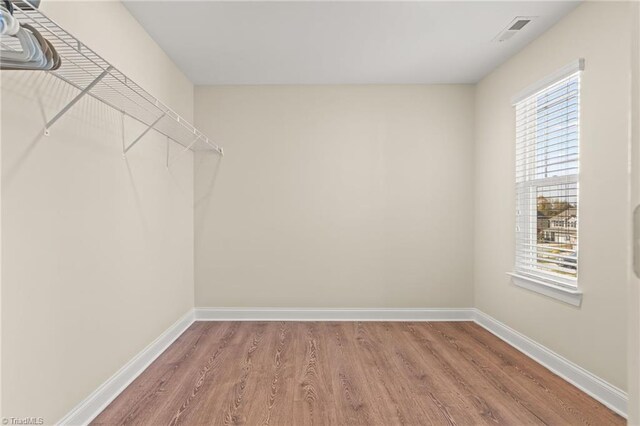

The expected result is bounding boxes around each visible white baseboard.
[194,307,475,321]
[56,309,195,426]
[473,309,628,418]
[56,307,628,423]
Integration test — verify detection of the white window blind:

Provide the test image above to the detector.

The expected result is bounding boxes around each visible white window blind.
[514,71,580,288]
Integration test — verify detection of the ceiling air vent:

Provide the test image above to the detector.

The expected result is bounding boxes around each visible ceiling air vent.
[493,16,536,42]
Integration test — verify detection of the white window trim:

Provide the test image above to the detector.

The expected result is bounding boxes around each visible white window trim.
[511,58,585,105]
[507,272,583,307]
[510,59,585,306]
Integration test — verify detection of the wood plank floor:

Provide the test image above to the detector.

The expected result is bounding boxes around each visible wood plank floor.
[92,322,624,425]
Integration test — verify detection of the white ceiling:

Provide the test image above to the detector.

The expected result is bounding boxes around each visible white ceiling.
[124,1,580,85]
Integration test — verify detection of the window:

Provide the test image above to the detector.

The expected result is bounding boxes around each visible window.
[513,64,582,292]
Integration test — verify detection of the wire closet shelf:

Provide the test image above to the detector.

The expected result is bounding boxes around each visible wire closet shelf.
[1,2,223,156]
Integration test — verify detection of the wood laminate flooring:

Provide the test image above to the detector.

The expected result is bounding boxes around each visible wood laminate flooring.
[92,321,624,425]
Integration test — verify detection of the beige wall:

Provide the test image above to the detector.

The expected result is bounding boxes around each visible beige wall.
[474,1,631,391]
[195,85,475,308]
[629,1,640,423]
[1,2,194,422]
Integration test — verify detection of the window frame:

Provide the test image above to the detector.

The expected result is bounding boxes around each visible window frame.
[508,60,585,306]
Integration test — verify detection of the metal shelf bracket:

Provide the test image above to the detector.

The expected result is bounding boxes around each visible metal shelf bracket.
[44,66,113,135]
[167,134,202,167]
[123,112,166,155]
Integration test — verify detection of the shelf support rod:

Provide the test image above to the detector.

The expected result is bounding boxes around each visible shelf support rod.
[44,66,113,135]
[167,134,201,167]
[123,113,166,154]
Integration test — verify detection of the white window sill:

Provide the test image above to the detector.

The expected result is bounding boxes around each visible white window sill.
[507,272,583,307]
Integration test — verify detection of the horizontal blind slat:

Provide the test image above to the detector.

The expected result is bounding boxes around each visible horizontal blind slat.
[514,72,580,283]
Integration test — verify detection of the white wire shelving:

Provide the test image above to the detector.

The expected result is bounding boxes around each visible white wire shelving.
[1,2,223,160]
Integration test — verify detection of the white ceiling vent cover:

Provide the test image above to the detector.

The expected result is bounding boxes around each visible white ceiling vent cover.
[493,16,536,42]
